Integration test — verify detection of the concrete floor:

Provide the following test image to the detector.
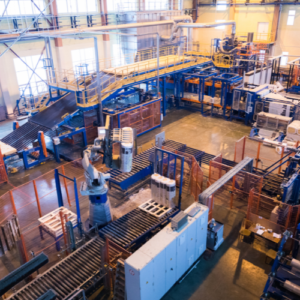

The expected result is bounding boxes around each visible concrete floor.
[0,110,271,299]
[138,109,250,161]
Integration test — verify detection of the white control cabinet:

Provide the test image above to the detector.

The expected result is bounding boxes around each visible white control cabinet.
[125,203,208,300]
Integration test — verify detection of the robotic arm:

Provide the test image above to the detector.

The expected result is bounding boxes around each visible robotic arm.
[82,147,110,193]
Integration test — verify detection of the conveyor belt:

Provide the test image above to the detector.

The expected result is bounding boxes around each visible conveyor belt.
[30,93,77,130]
[7,237,118,300]
[99,207,179,250]
[1,122,55,152]
[163,140,204,162]
[106,147,155,190]
[107,141,205,190]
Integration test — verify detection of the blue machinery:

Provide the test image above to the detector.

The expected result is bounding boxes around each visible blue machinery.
[179,69,243,118]
[106,139,204,192]
[98,147,185,250]
[22,131,49,169]
[230,84,271,125]
[52,127,88,163]
[261,230,300,300]
[54,168,83,236]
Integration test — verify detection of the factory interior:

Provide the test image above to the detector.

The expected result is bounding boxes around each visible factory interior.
[1,0,300,299]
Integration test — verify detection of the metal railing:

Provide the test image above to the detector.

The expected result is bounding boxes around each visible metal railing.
[75,54,211,107]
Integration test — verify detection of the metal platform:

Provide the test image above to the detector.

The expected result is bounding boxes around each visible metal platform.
[1,122,55,152]
[99,207,179,250]
[7,237,118,300]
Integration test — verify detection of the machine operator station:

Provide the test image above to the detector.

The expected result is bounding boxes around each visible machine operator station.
[1,1,300,300]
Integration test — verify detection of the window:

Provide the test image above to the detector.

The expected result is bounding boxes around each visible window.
[216,1,226,11]
[281,52,289,66]
[57,0,97,14]
[145,0,168,10]
[259,50,265,62]
[287,10,296,26]
[216,20,225,30]
[112,44,126,67]
[14,55,47,96]
[71,48,96,74]
[0,0,45,16]
[107,0,138,11]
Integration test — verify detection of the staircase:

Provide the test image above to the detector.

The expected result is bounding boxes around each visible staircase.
[113,259,126,300]
[25,93,50,114]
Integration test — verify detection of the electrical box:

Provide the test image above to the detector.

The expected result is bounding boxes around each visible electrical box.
[207,219,224,251]
[125,203,208,300]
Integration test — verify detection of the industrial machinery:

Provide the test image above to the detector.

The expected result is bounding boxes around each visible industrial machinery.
[80,116,134,227]
[125,202,209,300]
[207,218,224,251]
[261,231,300,300]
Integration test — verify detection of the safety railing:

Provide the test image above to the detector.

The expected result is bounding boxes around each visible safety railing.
[23,91,51,113]
[0,157,94,280]
[76,54,211,107]
[213,54,234,68]
[235,31,275,43]
[48,45,179,90]
[234,136,298,173]
[246,189,300,236]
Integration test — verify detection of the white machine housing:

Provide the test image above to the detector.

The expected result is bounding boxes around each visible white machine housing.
[120,127,134,172]
[287,120,300,142]
[151,174,159,201]
[125,203,208,300]
[165,179,176,208]
[150,174,176,208]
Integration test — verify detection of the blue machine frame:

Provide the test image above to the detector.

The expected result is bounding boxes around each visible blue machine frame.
[22,131,49,169]
[180,69,242,118]
[153,147,185,210]
[231,84,270,125]
[53,127,88,163]
[54,168,83,235]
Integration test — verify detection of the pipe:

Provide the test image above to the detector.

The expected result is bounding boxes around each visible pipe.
[283,280,300,296]
[179,21,235,33]
[0,18,236,45]
[160,15,193,42]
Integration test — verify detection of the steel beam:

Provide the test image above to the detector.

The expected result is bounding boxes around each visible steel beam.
[0,253,49,296]
[199,157,254,204]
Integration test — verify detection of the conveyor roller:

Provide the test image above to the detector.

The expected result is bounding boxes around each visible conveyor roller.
[7,237,119,300]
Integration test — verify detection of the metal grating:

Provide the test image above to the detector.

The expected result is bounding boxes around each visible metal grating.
[7,237,118,300]
[1,122,55,152]
[163,140,204,163]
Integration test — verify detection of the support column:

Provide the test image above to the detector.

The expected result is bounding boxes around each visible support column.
[0,51,14,118]
[100,0,111,68]
[49,0,65,77]
[271,5,281,42]
[192,0,197,22]
[227,5,235,37]
[139,0,145,11]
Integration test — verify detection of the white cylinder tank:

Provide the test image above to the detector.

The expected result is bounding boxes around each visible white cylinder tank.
[120,127,133,173]
[155,175,162,204]
[151,173,160,201]
[165,179,176,208]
